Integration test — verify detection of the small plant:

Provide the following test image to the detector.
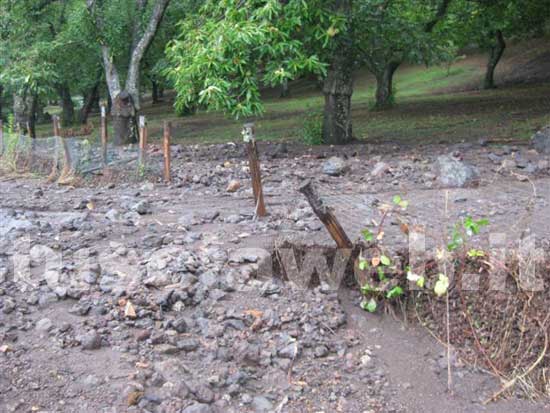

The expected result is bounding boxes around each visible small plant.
[357,194,490,313]
[301,109,323,145]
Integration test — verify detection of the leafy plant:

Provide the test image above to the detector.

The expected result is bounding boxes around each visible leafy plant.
[301,110,324,145]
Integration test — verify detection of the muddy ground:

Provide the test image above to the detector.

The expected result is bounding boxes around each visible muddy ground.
[1,139,550,412]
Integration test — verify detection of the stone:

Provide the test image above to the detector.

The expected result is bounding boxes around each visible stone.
[252,396,273,412]
[177,338,200,352]
[192,384,215,404]
[105,209,121,222]
[36,318,53,332]
[181,403,214,413]
[132,200,151,215]
[371,161,389,177]
[226,180,241,192]
[172,317,188,334]
[322,157,349,176]
[436,155,479,188]
[80,331,102,350]
[532,126,550,154]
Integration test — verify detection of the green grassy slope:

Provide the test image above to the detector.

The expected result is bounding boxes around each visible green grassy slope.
[37,39,550,145]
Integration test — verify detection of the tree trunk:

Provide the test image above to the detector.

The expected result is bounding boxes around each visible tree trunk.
[280,79,290,98]
[151,79,160,104]
[112,90,137,145]
[484,30,505,90]
[322,0,354,145]
[374,61,400,110]
[28,95,38,139]
[79,81,100,124]
[13,93,29,131]
[57,83,75,126]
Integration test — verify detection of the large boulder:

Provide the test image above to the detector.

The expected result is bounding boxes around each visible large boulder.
[532,126,550,154]
[436,155,480,188]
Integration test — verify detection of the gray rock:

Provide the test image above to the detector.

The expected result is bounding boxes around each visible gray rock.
[181,403,214,413]
[371,161,389,177]
[172,317,188,333]
[0,267,7,284]
[322,157,349,176]
[80,331,102,350]
[36,318,53,332]
[252,396,273,412]
[436,156,479,188]
[132,200,151,215]
[532,126,550,154]
[177,338,200,352]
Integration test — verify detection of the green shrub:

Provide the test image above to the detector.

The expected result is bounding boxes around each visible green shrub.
[301,110,323,145]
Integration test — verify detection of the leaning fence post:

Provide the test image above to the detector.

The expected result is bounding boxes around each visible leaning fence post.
[138,115,147,170]
[242,123,267,217]
[57,116,73,181]
[101,105,108,167]
[48,116,61,181]
[163,121,171,183]
[298,179,353,249]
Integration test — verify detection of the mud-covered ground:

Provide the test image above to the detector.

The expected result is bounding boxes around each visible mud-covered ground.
[1,139,550,412]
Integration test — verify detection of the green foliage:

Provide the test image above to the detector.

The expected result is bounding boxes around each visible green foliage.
[301,109,323,145]
[165,0,340,119]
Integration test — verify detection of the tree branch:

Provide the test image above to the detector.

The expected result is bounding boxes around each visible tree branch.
[424,0,452,33]
[127,0,170,103]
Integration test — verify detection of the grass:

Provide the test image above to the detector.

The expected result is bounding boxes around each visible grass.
[34,43,550,146]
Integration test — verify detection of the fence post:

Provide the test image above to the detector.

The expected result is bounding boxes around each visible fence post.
[138,115,147,170]
[48,116,61,180]
[242,123,267,217]
[0,119,3,157]
[163,121,171,183]
[57,116,73,180]
[101,105,108,167]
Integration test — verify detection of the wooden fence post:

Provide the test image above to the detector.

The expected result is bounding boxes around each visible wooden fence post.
[138,115,147,169]
[101,105,108,167]
[242,123,267,217]
[163,121,171,183]
[298,179,353,249]
[55,116,73,180]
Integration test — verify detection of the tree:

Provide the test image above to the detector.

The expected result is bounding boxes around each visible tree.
[355,0,454,109]
[166,0,354,143]
[86,0,171,144]
[465,0,550,90]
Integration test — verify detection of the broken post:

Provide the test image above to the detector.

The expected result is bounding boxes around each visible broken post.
[242,123,267,217]
[138,115,147,169]
[101,105,108,167]
[298,180,353,249]
[163,121,171,183]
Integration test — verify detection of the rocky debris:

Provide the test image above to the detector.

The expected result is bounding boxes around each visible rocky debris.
[322,156,349,176]
[371,161,390,177]
[436,155,480,188]
[131,200,151,215]
[532,126,550,154]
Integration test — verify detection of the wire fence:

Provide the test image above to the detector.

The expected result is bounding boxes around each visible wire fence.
[0,118,168,183]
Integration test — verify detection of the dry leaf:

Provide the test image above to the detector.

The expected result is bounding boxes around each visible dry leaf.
[371,256,380,267]
[0,344,10,353]
[376,231,385,240]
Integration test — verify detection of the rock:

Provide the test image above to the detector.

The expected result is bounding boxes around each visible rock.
[252,396,273,412]
[322,157,349,176]
[371,161,389,177]
[80,331,102,350]
[36,318,53,332]
[105,208,121,222]
[501,159,517,169]
[532,126,550,154]
[191,383,215,404]
[226,180,241,192]
[0,267,7,284]
[181,403,214,413]
[314,345,329,358]
[436,155,479,188]
[172,317,188,333]
[131,200,151,215]
[177,338,200,352]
